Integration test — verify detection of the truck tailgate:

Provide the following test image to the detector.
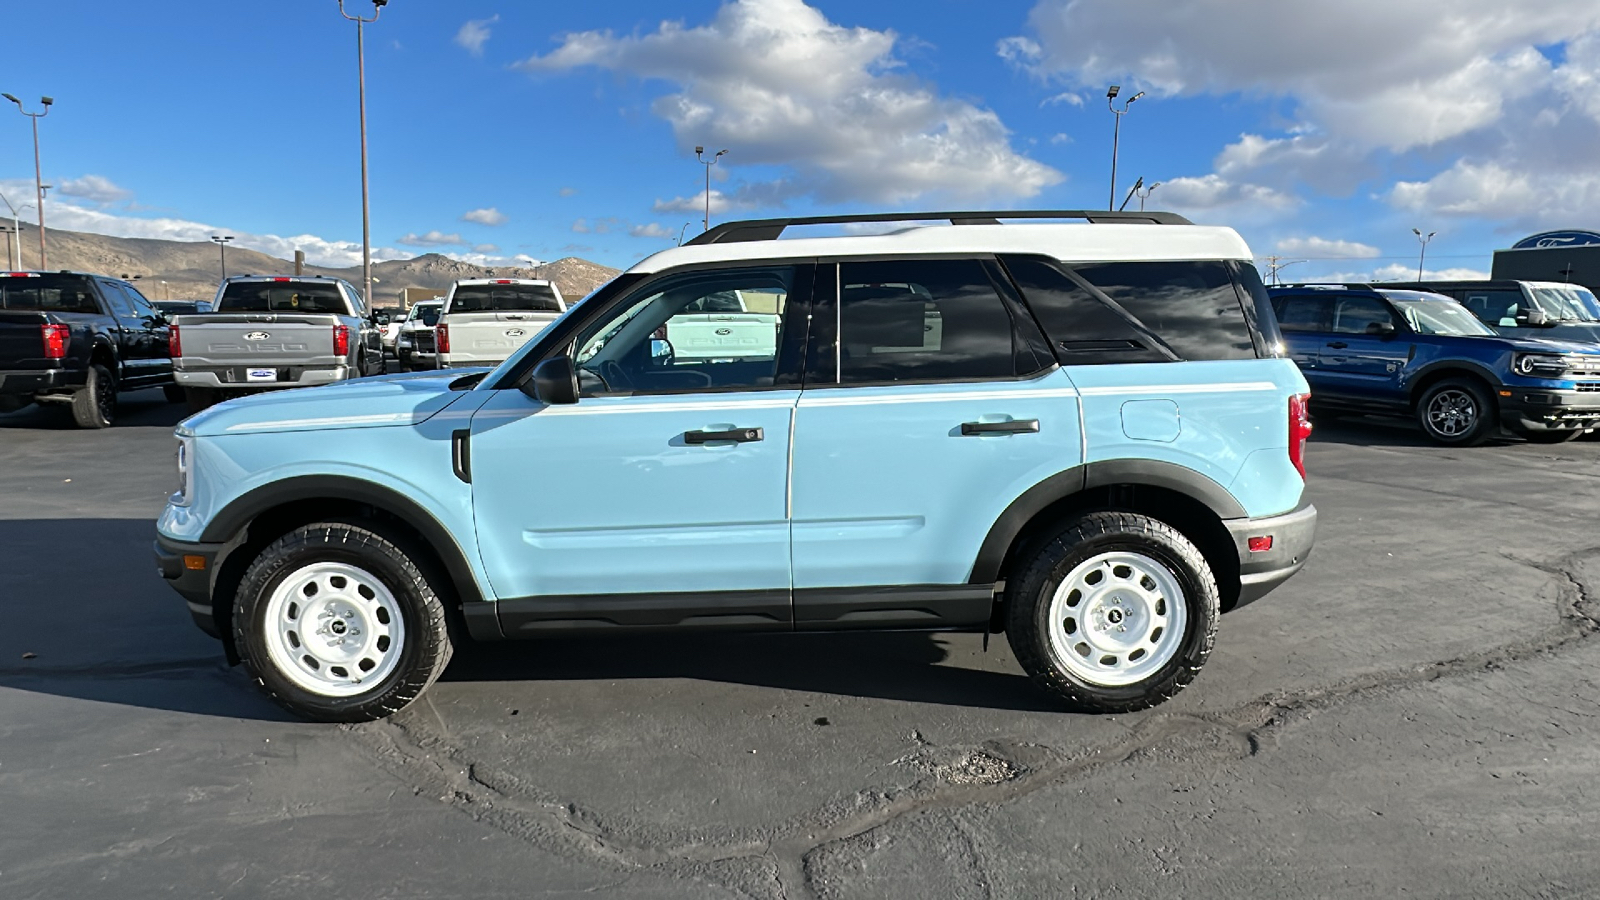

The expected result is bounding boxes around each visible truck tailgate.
[669,313,782,360]
[443,313,560,363]
[0,311,49,369]
[175,315,344,369]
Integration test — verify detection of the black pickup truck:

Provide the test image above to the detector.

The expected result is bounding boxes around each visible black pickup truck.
[0,271,182,427]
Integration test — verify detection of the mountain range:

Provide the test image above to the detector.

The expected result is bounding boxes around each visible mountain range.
[0,222,622,306]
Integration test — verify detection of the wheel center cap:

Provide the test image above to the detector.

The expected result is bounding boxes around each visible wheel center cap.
[1107,608,1124,625]
[330,620,348,635]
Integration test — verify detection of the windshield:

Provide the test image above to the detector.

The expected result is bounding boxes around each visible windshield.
[1533,285,1600,322]
[448,283,561,313]
[0,274,99,313]
[1389,297,1498,336]
[219,281,347,313]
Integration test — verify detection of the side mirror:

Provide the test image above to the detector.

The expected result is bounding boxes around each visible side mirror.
[1516,307,1551,327]
[1365,321,1396,337]
[522,355,578,405]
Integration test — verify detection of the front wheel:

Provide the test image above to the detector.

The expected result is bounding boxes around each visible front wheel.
[233,522,453,722]
[1006,511,1219,714]
[1416,377,1494,446]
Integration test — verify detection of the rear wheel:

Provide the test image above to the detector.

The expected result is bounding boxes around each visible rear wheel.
[1006,511,1219,714]
[1416,377,1494,446]
[233,522,453,722]
[70,364,116,429]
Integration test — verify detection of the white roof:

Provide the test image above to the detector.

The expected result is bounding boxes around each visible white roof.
[628,223,1253,274]
[452,278,553,286]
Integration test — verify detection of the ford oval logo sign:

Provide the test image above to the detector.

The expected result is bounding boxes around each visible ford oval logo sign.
[243,331,271,341]
[1512,230,1600,250]
[504,329,526,337]
[715,327,733,335]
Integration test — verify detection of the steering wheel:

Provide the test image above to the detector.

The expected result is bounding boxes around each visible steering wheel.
[599,360,633,392]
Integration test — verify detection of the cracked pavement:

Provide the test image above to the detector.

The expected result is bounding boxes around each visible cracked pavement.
[3,393,1600,898]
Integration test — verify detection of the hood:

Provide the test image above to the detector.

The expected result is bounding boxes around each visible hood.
[179,369,492,437]
[1497,335,1600,355]
[1532,322,1600,346]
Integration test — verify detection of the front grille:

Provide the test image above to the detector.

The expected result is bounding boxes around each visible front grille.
[1576,382,1600,393]
[413,333,435,353]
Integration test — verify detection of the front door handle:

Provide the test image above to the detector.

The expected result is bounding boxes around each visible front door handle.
[1326,341,1349,349]
[685,427,764,444]
[960,419,1040,436]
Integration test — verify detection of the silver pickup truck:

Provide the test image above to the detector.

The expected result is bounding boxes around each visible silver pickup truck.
[171,275,382,411]
[436,278,566,369]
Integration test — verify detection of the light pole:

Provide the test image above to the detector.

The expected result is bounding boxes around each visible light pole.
[160,280,169,301]
[0,225,14,270]
[3,93,53,269]
[1105,85,1143,212]
[1136,180,1162,212]
[695,146,727,232]
[0,191,21,268]
[338,0,388,312]
[211,235,234,279]
[1412,228,1436,280]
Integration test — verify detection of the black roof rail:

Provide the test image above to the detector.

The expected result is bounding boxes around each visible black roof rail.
[685,209,1194,246]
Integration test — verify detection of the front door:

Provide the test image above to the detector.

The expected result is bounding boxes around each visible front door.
[788,258,1081,629]
[469,264,811,634]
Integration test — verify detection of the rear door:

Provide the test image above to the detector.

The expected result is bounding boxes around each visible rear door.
[103,280,172,387]
[787,257,1078,628]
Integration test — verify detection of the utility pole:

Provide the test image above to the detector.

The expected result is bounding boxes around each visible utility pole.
[1262,256,1305,286]
[0,191,21,268]
[1105,85,1143,211]
[0,225,15,271]
[211,235,234,279]
[1412,228,1436,280]
[695,146,727,231]
[338,0,387,311]
[3,93,53,269]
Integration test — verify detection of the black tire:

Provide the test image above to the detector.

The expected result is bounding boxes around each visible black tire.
[70,363,116,429]
[163,383,185,404]
[233,522,453,722]
[1518,428,1582,444]
[1005,511,1219,714]
[184,387,216,414]
[1416,377,1494,446]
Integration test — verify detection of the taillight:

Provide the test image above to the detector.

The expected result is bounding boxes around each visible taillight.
[1288,392,1312,479]
[169,324,182,358]
[333,324,350,357]
[41,323,68,359]
[436,323,450,353]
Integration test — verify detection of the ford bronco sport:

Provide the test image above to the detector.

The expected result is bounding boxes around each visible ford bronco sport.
[155,210,1317,722]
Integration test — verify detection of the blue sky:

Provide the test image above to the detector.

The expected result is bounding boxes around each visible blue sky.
[3,0,1600,282]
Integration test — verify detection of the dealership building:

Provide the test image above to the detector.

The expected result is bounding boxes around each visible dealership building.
[1492,230,1600,294]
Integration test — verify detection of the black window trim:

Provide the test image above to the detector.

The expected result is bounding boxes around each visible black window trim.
[1004,255,1184,363]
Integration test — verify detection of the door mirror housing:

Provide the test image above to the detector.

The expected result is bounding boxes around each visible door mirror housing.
[1516,307,1552,327]
[523,355,579,405]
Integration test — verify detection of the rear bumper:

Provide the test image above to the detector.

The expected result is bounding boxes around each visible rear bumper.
[174,365,350,389]
[1225,502,1317,610]
[153,533,225,639]
[1499,389,1600,432]
[0,367,85,395]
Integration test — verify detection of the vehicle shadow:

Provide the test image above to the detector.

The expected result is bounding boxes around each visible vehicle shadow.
[1309,414,1522,449]
[0,387,186,430]
[0,516,1053,719]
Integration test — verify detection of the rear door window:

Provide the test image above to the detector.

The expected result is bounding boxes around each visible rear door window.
[449,283,562,313]
[1001,256,1170,364]
[218,281,347,313]
[1330,296,1396,334]
[0,274,100,313]
[1270,294,1334,332]
[1072,261,1256,360]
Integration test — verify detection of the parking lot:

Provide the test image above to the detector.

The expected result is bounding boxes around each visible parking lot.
[3,390,1599,898]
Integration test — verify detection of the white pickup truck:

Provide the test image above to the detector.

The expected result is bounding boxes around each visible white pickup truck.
[436,279,566,369]
[664,289,783,362]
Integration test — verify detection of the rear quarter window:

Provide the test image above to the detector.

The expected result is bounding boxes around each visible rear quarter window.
[1072,261,1258,361]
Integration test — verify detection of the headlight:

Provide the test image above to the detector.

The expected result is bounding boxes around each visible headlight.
[172,436,193,506]
[1513,353,1570,377]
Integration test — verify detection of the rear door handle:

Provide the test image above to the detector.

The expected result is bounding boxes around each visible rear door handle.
[1326,341,1348,349]
[960,419,1040,436]
[685,427,764,444]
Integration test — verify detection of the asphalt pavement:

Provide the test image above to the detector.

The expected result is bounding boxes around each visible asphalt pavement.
[3,390,1598,899]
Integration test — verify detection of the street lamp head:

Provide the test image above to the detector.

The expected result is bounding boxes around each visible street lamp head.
[695,145,705,155]
[40,96,53,107]
[1,93,17,106]
[1412,227,1421,236]
[1107,85,1120,100]
[1128,91,1145,105]
[373,0,388,6]
[716,148,728,158]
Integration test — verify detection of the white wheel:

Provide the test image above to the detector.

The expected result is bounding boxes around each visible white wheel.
[1046,551,1187,687]
[262,561,406,697]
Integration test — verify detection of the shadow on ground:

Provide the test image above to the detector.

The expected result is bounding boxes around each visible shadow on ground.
[0,387,186,430]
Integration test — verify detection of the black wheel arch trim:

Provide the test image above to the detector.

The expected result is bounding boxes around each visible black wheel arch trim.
[1404,360,1502,400]
[199,475,490,620]
[967,459,1246,585]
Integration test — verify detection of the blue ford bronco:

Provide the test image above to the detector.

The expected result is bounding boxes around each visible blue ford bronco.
[155,210,1318,722]
[1267,284,1600,445]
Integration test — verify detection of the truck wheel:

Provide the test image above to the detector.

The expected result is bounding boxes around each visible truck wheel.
[163,384,185,404]
[184,388,216,414]
[70,364,117,429]
[1005,511,1219,714]
[1417,377,1493,446]
[233,522,453,722]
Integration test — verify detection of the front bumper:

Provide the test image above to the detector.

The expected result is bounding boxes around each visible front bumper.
[174,365,350,389]
[154,533,226,639]
[0,367,85,395]
[1225,502,1318,610]
[1498,388,1600,433]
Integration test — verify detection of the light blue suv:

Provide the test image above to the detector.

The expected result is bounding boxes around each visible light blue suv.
[154,210,1318,722]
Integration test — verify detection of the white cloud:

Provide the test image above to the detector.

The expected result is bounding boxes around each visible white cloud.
[1290,262,1491,285]
[473,243,500,253]
[571,218,590,233]
[1274,236,1381,259]
[396,230,467,247]
[455,15,499,57]
[1156,174,1298,220]
[654,190,737,216]
[629,223,675,239]
[460,206,507,226]
[56,175,132,205]
[1388,161,1600,230]
[520,0,1061,204]
[1041,91,1083,107]
[1049,133,1072,145]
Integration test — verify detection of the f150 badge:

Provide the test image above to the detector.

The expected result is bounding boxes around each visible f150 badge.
[243,331,271,341]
